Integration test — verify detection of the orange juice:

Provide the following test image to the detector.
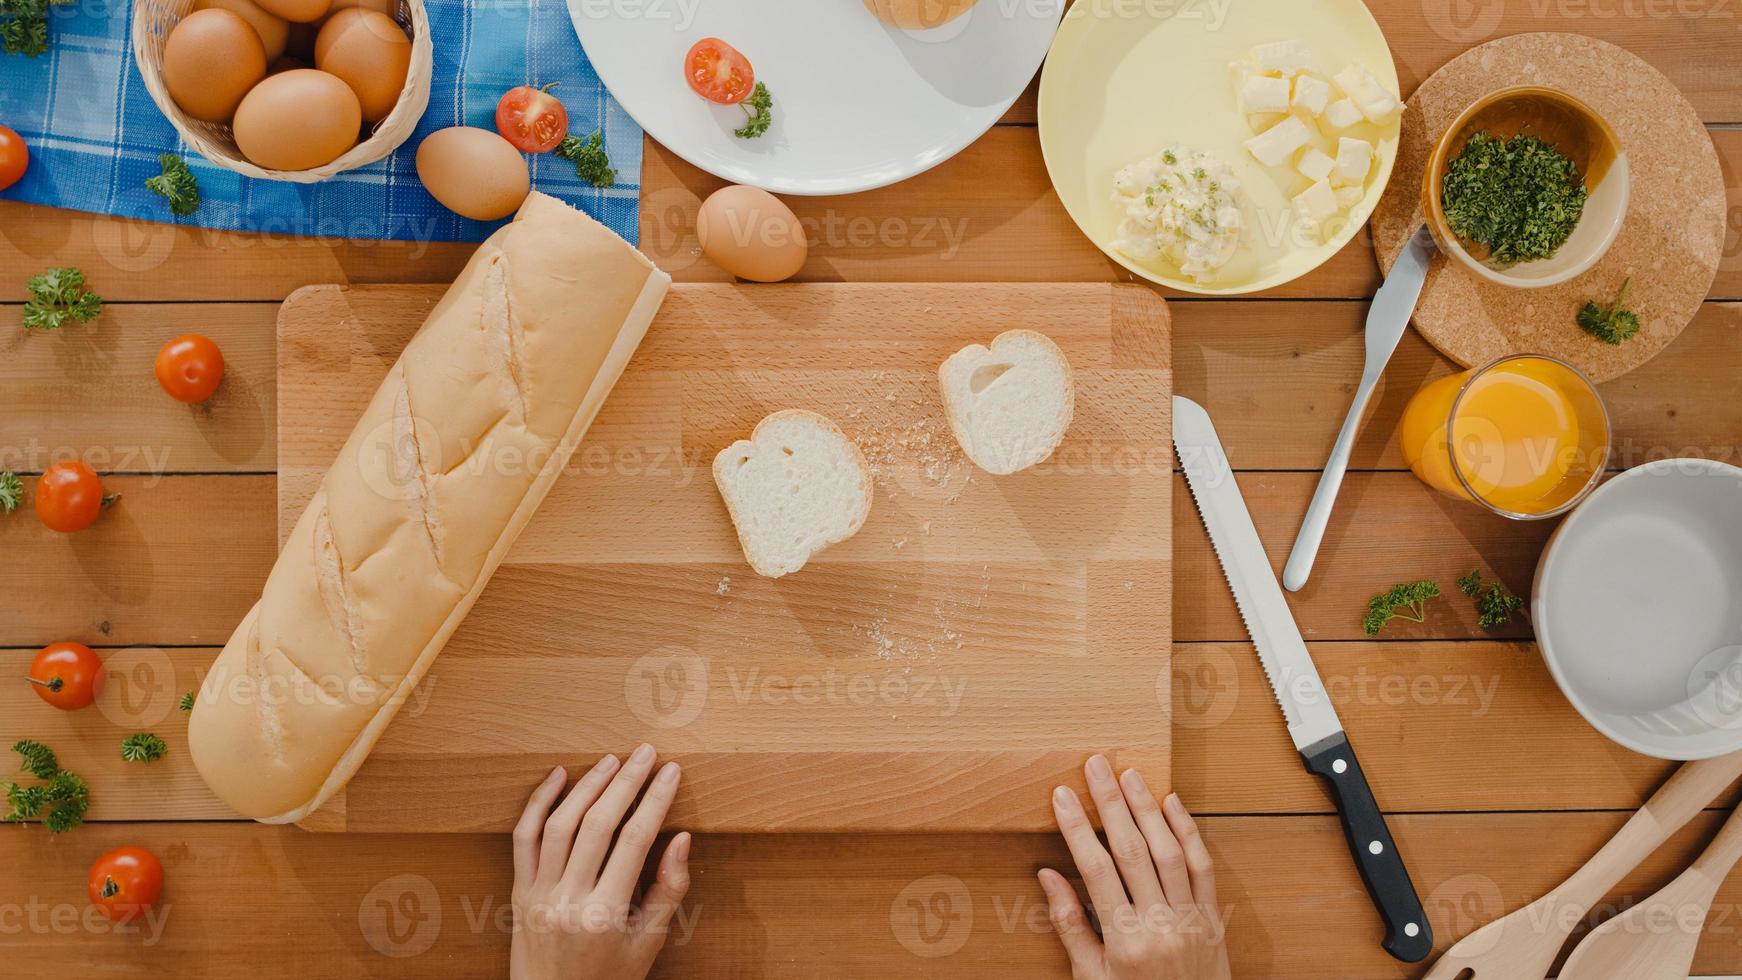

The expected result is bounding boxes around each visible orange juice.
[1399,355,1610,518]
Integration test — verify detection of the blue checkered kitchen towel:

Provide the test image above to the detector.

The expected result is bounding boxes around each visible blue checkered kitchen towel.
[0,0,642,243]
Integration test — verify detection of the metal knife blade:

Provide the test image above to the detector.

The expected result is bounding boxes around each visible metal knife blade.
[1173,395,1340,750]
[1282,225,1437,592]
[1173,395,1434,963]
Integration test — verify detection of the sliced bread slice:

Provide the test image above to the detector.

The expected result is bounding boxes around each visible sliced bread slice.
[713,409,873,578]
[938,329,1074,475]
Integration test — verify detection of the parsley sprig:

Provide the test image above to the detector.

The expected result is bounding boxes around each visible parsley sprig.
[23,267,102,332]
[3,739,88,833]
[1577,278,1640,346]
[120,733,168,763]
[179,691,196,712]
[733,82,773,140]
[1362,581,1442,636]
[1458,570,1526,630]
[1,0,67,57]
[146,153,201,217]
[556,129,615,189]
[0,472,21,513]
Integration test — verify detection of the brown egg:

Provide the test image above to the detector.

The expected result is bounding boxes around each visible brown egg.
[161,9,267,124]
[233,69,361,171]
[314,8,410,122]
[416,127,529,221]
[253,0,330,23]
[696,185,809,282]
[191,0,288,61]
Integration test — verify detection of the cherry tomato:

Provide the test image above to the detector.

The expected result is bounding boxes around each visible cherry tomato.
[495,83,569,155]
[27,642,105,710]
[89,847,164,924]
[154,334,226,404]
[0,125,26,192]
[35,461,108,533]
[684,37,755,105]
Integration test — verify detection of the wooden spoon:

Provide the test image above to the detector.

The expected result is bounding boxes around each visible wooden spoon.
[1423,749,1742,979]
[1557,800,1742,979]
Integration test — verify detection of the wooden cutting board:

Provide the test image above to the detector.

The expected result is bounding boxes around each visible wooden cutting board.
[276,282,1172,833]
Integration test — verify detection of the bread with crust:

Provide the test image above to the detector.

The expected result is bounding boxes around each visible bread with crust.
[189,192,670,822]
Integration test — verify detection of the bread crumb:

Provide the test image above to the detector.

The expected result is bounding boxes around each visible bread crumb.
[1123,580,1134,592]
[893,537,907,550]
[715,576,732,596]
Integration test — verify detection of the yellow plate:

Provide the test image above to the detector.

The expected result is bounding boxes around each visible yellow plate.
[1038,0,1401,295]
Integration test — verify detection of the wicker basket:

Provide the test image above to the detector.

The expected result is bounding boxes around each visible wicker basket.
[131,0,433,182]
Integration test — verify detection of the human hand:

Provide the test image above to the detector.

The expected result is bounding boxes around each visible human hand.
[510,744,691,980]
[1039,755,1231,980]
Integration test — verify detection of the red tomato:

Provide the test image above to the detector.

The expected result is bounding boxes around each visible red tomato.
[495,83,569,155]
[35,461,107,533]
[0,125,26,192]
[27,642,105,710]
[684,38,754,105]
[154,334,226,403]
[89,847,164,924]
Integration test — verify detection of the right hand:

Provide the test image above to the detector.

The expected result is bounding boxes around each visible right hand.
[509,744,691,980]
[1038,755,1232,980]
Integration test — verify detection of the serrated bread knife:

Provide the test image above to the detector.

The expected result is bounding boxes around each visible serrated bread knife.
[1173,396,1433,964]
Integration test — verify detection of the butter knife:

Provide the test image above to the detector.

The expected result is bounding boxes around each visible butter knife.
[1174,395,1433,963]
[1282,225,1436,592]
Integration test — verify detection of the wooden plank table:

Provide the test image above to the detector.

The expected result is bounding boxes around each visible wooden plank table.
[3,6,1741,976]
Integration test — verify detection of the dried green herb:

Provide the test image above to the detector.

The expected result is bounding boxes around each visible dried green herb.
[1442,132,1587,265]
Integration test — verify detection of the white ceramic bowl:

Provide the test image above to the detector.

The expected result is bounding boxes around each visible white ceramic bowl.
[1534,458,1742,759]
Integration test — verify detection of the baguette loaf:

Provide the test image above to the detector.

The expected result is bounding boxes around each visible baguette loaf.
[189,192,671,822]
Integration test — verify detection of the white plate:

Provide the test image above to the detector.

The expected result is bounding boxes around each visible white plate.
[1037,0,1400,294]
[1535,458,1742,760]
[569,0,1063,195]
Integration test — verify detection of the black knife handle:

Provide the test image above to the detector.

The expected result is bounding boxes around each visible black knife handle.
[1300,731,1434,963]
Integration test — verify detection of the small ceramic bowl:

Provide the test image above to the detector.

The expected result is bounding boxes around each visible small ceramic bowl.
[1424,85,1629,289]
[1534,458,1742,759]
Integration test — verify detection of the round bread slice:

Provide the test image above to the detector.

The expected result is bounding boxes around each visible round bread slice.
[713,409,873,578]
[938,329,1074,475]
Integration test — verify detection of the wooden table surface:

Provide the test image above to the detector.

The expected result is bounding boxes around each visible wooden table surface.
[2,5,1740,977]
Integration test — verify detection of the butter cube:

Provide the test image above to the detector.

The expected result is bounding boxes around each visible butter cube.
[1252,39,1321,76]
[1333,137,1372,185]
[1243,115,1313,167]
[1334,184,1364,209]
[1240,75,1292,114]
[1291,75,1332,116]
[1334,65,1400,123]
[1322,98,1364,130]
[1296,147,1335,183]
[1294,180,1338,221]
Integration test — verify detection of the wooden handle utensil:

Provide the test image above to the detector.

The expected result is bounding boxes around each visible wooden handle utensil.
[1558,795,1742,979]
[1424,748,1742,979]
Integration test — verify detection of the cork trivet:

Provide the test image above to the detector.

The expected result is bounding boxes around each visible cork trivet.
[1371,33,1725,383]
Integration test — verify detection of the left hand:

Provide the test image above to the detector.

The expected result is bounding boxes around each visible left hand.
[510,744,692,980]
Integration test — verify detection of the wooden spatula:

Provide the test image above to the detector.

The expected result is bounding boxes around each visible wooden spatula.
[1557,799,1742,979]
[1423,749,1742,979]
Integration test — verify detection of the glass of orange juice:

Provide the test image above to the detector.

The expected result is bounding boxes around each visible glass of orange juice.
[1399,354,1610,519]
